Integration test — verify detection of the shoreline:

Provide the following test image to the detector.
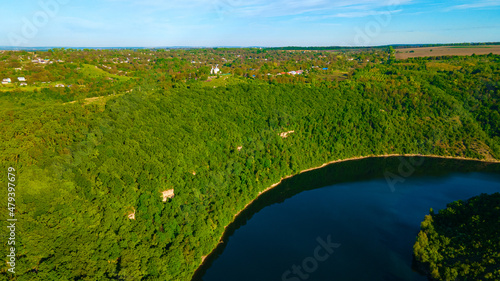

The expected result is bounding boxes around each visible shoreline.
[231,154,499,228]
[195,154,499,273]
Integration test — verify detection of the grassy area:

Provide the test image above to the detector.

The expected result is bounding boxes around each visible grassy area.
[314,69,349,81]
[0,81,69,92]
[201,75,250,88]
[426,62,462,71]
[0,64,132,93]
[395,62,418,67]
[0,84,45,92]
[79,64,131,81]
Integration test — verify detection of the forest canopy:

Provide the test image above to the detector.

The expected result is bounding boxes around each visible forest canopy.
[0,49,499,280]
[414,193,500,280]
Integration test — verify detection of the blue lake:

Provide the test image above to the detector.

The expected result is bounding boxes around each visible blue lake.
[195,157,500,281]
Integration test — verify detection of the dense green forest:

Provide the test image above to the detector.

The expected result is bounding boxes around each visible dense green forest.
[413,193,500,280]
[0,49,499,280]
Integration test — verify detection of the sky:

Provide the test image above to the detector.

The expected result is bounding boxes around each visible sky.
[1,0,500,47]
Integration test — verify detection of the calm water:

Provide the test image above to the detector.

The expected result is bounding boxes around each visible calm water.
[197,162,500,281]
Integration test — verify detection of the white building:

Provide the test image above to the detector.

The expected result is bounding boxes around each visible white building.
[211,64,220,75]
[2,78,11,83]
[18,77,26,82]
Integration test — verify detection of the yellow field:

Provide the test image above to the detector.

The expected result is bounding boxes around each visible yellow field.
[395,45,500,59]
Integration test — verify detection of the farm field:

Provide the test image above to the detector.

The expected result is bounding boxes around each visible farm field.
[395,45,500,59]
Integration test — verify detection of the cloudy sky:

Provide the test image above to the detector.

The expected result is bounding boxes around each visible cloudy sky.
[1,0,500,47]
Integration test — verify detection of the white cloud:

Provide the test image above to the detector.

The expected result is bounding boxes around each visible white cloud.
[229,0,410,18]
[102,0,412,19]
[332,9,402,18]
[447,0,500,10]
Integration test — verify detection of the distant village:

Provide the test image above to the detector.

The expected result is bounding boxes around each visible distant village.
[2,77,27,86]
[0,48,388,94]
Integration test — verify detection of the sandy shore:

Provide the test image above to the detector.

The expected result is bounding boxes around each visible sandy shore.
[234,154,499,222]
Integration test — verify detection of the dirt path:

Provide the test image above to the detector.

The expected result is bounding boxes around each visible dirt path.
[63,93,123,105]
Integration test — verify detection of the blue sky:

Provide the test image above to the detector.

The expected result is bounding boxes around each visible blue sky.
[1,0,500,47]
